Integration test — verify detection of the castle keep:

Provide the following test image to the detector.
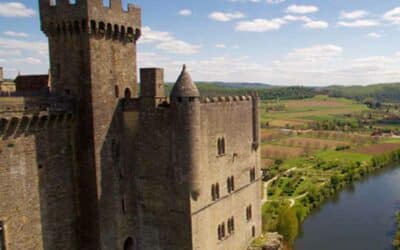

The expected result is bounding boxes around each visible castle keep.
[0,0,261,249]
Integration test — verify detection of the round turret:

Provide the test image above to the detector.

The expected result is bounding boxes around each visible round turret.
[170,65,200,98]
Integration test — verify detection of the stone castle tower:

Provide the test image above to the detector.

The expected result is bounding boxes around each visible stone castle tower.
[0,0,262,249]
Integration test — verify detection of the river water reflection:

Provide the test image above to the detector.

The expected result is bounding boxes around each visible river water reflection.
[295,165,400,250]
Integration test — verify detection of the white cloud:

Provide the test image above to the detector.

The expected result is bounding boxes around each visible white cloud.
[304,20,328,29]
[337,19,380,28]
[138,45,400,86]
[236,18,286,32]
[0,49,21,57]
[367,32,381,38]
[209,11,244,22]
[179,9,192,16]
[156,41,201,55]
[0,2,35,17]
[286,5,318,14]
[0,37,47,56]
[285,45,343,62]
[216,44,226,49]
[283,15,328,30]
[383,7,400,24]
[3,31,28,38]
[140,26,201,55]
[283,15,312,23]
[340,10,369,20]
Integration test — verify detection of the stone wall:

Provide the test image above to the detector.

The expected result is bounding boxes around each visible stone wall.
[0,114,77,250]
[133,107,193,250]
[191,97,262,250]
[39,0,141,248]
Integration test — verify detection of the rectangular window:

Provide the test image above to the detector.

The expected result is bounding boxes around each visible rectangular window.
[122,198,126,213]
[246,205,253,221]
[0,221,5,250]
[250,168,256,182]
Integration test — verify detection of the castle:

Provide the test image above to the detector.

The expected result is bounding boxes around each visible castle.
[0,0,261,249]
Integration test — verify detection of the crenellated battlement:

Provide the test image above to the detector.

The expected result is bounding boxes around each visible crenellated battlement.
[39,0,141,42]
[0,112,74,140]
[200,95,253,104]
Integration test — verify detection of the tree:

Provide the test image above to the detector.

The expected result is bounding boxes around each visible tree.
[277,207,299,244]
[330,175,340,189]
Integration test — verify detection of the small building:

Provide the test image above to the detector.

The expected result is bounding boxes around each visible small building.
[14,74,49,94]
[0,81,16,95]
[0,67,16,95]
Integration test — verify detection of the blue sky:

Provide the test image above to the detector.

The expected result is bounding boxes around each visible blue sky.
[1,0,400,85]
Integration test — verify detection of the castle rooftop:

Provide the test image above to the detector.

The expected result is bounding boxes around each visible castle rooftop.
[170,65,200,97]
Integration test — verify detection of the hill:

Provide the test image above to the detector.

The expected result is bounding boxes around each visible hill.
[326,83,400,102]
[165,82,316,100]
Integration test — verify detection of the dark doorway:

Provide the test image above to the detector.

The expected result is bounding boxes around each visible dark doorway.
[124,237,135,250]
[0,221,5,250]
[124,88,131,99]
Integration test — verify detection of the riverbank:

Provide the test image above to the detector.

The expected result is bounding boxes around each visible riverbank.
[393,212,400,249]
[261,146,400,246]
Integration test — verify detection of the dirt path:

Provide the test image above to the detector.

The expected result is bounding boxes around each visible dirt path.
[288,192,309,207]
[262,167,297,204]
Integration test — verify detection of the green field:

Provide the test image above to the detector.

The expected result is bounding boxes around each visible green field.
[261,95,369,129]
[258,95,400,245]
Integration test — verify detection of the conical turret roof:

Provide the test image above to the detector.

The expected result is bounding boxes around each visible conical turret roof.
[170,65,200,97]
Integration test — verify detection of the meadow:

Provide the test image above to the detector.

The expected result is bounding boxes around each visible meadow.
[258,95,400,245]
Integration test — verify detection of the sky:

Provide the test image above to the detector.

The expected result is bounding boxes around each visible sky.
[1,0,400,86]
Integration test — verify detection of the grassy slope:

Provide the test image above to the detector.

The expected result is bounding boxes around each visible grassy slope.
[261,95,368,127]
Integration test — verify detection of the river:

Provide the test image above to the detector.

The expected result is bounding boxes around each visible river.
[295,165,400,250]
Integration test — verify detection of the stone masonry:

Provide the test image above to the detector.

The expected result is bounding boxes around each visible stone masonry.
[0,1,262,249]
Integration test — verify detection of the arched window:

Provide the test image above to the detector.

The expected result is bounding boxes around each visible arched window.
[127,27,134,40]
[250,167,256,182]
[227,177,231,193]
[228,217,235,234]
[217,137,226,156]
[114,24,119,38]
[246,205,253,221]
[217,225,222,240]
[99,22,105,34]
[211,184,216,201]
[215,183,220,199]
[124,237,135,250]
[231,176,235,191]
[114,85,119,98]
[106,23,112,37]
[221,222,225,238]
[90,20,96,32]
[217,138,221,155]
[124,88,131,99]
[121,26,126,38]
